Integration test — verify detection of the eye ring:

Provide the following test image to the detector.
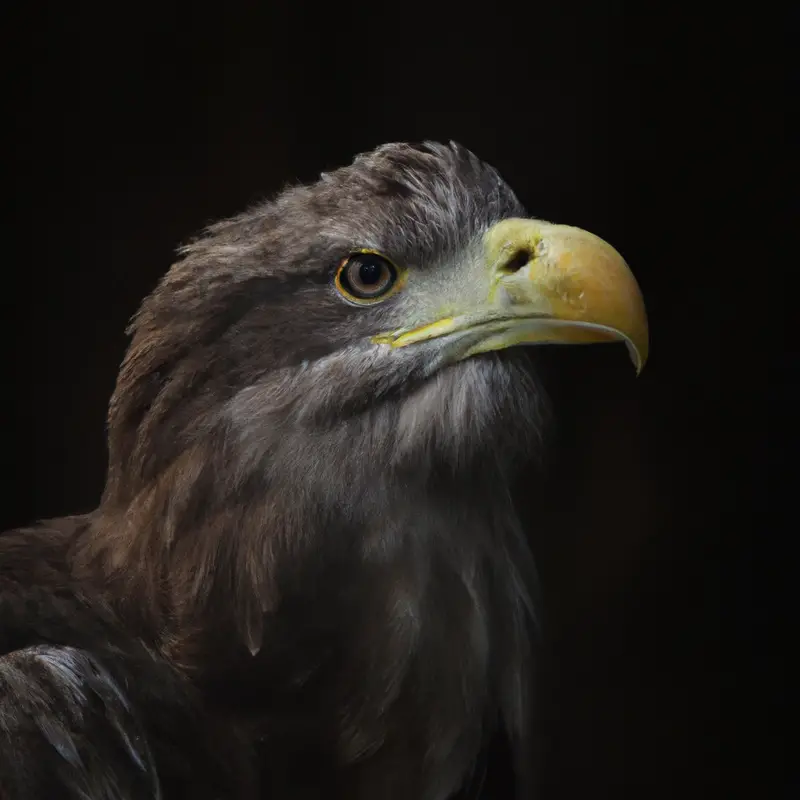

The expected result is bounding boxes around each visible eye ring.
[334,250,403,304]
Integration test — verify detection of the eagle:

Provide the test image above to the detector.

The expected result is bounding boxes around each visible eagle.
[0,142,648,799]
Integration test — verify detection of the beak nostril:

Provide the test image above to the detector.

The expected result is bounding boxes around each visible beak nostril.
[501,248,531,274]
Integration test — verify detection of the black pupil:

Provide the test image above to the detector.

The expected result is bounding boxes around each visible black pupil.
[358,259,383,285]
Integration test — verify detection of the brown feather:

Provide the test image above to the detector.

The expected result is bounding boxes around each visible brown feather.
[5,142,547,799]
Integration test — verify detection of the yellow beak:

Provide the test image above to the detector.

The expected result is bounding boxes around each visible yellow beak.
[374,218,649,373]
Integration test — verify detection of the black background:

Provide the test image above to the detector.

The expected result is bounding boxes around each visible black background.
[5,3,782,798]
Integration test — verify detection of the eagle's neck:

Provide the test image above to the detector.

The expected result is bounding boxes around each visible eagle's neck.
[70,422,536,799]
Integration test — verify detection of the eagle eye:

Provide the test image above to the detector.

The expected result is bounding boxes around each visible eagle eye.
[335,252,400,304]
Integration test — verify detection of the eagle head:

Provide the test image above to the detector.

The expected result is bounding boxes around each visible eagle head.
[79,141,647,669]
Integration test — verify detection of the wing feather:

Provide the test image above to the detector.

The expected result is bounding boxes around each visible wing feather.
[0,645,161,799]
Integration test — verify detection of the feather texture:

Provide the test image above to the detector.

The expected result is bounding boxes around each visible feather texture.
[3,142,547,798]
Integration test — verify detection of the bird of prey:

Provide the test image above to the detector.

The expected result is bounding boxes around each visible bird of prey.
[0,141,648,799]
